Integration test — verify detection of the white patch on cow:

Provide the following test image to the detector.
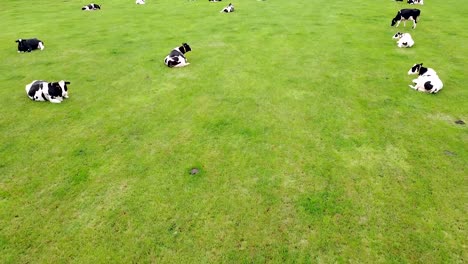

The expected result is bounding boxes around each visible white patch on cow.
[38,42,45,50]
[409,75,443,94]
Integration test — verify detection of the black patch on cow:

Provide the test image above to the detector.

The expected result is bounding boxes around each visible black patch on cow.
[28,81,42,97]
[419,66,428,76]
[169,50,183,57]
[403,42,408,46]
[48,82,62,97]
[423,81,433,90]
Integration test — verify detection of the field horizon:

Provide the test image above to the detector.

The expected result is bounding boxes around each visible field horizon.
[0,0,466,263]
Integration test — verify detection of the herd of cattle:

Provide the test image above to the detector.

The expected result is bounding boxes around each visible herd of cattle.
[19,0,442,103]
[20,1,234,103]
[391,0,444,94]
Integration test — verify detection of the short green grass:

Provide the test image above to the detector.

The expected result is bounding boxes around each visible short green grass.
[0,0,466,262]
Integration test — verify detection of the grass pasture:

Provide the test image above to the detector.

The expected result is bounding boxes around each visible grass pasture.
[0,0,467,262]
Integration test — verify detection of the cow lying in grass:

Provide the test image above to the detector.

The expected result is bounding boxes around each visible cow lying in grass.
[25,80,71,103]
[15,38,44,52]
[164,43,192,68]
[407,63,443,94]
[82,3,101,10]
[392,32,414,48]
[220,3,234,13]
[408,0,423,5]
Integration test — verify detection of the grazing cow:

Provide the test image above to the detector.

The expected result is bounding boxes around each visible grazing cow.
[408,63,437,77]
[25,80,71,103]
[136,0,145,4]
[15,38,44,52]
[220,3,234,13]
[392,32,414,48]
[82,3,101,10]
[408,0,423,5]
[164,43,192,68]
[409,75,443,94]
[391,9,421,29]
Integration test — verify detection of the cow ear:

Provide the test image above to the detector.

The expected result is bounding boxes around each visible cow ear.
[15,39,20,43]
[65,81,71,85]
[420,63,423,66]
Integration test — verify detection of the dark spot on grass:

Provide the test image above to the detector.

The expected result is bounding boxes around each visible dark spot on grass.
[444,150,456,156]
[455,120,465,125]
[189,168,200,175]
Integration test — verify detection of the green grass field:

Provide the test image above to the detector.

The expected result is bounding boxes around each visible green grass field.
[0,0,466,262]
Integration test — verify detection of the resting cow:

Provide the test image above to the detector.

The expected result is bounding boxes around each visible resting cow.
[164,43,192,68]
[15,38,44,52]
[82,3,101,10]
[25,80,71,103]
[392,32,414,48]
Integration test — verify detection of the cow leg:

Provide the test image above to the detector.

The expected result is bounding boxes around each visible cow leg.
[49,98,62,103]
[395,20,401,27]
[412,20,417,29]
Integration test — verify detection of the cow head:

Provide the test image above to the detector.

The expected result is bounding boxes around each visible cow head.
[391,11,401,26]
[392,32,403,39]
[94,4,101,9]
[15,39,25,51]
[57,80,71,98]
[180,43,191,54]
[408,63,423,75]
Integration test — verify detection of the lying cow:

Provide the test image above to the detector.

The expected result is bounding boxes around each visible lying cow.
[220,3,234,13]
[164,43,192,68]
[391,9,421,29]
[136,0,145,4]
[15,38,44,52]
[409,75,443,94]
[25,80,70,103]
[408,63,437,77]
[407,63,443,94]
[408,0,424,5]
[82,3,101,10]
[392,32,414,48]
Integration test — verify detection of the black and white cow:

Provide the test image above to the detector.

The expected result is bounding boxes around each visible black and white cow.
[220,3,234,13]
[82,3,101,10]
[407,63,437,77]
[136,0,145,4]
[409,75,443,94]
[209,0,222,2]
[15,38,44,52]
[391,9,421,29]
[408,0,424,5]
[25,80,71,103]
[407,63,443,94]
[392,32,414,48]
[164,43,192,68]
